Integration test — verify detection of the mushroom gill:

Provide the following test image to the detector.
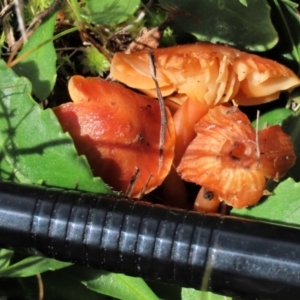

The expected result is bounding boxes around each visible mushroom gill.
[177,104,296,209]
[111,43,300,167]
[111,43,300,107]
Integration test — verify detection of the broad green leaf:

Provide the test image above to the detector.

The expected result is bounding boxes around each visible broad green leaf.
[158,0,278,51]
[82,0,140,26]
[0,256,71,277]
[252,107,293,130]
[231,178,300,227]
[83,271,159,300]
[0,61,157,300]
[13,9,57,101]
[0,60,112,193]
[0,249,14,270]
[182,288,232,300]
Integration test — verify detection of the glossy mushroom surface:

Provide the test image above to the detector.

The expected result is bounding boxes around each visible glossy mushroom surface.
[177,104,296,209]
[111,43,300,107]
[53,76,175,197]
[111,43,300,166]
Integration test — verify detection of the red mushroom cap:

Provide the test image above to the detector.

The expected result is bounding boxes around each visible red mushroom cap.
[54,76,175,197]
[177,105,266,209]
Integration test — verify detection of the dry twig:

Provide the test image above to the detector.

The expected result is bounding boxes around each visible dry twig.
[255,110,261,168]
[147,50,169,171]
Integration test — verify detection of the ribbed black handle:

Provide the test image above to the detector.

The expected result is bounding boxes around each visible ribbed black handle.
[0,181,217,287]
[1,181,300,299]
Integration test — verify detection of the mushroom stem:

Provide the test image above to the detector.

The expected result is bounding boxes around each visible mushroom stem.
[172,98,212,166]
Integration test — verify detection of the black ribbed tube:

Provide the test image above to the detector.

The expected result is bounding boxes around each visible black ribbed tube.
[0,181,300,299]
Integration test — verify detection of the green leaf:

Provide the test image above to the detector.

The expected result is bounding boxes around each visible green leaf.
[82,0,140,26]
[83,271,159,300]
[13,8,57,101]
[267,0,300,74]
[0,249,14,270]
[239,0,248,6]
[231,178,300,227]
[0,61,158,300]
[0,60,112,193]
[0,256,71,277]
[181,288,232,300]
[252,107,293,130]
[159,0,278,51]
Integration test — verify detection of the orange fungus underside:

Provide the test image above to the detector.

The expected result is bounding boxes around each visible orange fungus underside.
[111,43,300,107]
[177,104,296,209]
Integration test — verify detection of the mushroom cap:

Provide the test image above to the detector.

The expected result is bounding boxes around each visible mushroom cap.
[177,104,296,208]
[111,43,300,106]
[53,76,175,197]
[177,105,266,208]
[259,125,296,179]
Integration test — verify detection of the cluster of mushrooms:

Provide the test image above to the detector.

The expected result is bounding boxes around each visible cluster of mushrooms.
[54,43,299,212]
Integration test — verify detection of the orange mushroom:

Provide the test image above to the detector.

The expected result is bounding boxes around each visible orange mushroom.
[259,125,296,180]
[194,187,220,213]
[111,43,300,106]
[111,43,300,165]
[53,76,176,197]
[177,105,296,209]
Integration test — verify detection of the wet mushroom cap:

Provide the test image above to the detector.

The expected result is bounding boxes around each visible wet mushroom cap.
[259,125,296,179]
[177,104,296,208]
[177,105,266,209]
[111,43,300,106]
[53,76,175,197]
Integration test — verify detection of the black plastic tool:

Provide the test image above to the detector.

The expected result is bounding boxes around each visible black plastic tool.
[0,181,299,299]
